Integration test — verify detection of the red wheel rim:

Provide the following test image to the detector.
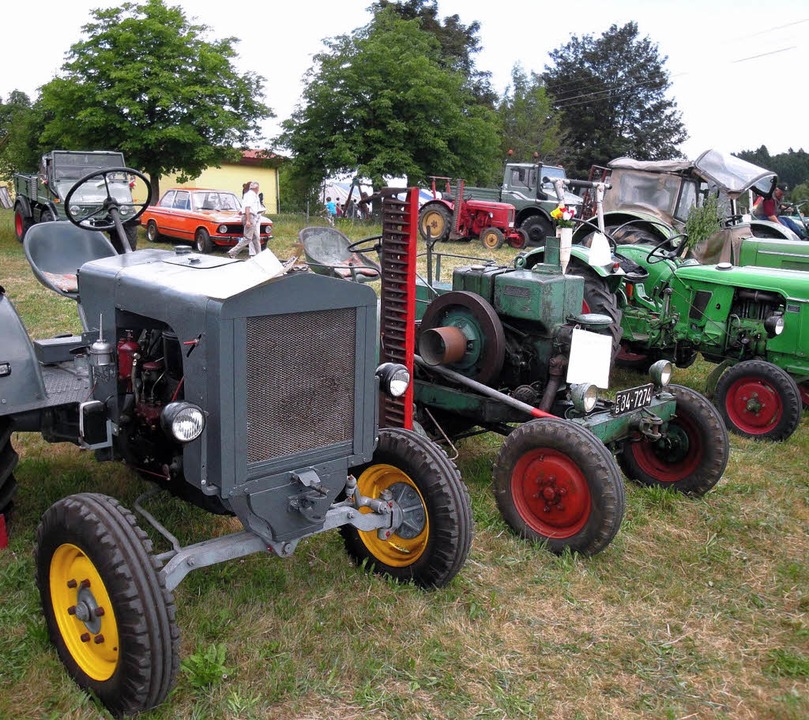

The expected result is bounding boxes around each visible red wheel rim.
[799,382,809,409]
[628,408,702,482]
[724,377,783,434]
[510,448,591,539]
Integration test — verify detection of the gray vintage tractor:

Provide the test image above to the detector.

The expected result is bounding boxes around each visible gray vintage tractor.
[0,169,472,716]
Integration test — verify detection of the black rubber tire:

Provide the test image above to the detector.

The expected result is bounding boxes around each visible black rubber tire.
[714,360,802,441]
[341,428,472,589]
[124,222,139,251]
[35,493,179,716]
[608,224,660,246]
[418,203,452,242]
[146,220,161,243]
[492,418,625,556]
[617,385,729,496]
[40,208,56,223]
[480,226,505,250]
[0,418,19,515]
[195,228,213,253]
[14,203,32,242]
[569,258,623,361]
[521,215,554,245]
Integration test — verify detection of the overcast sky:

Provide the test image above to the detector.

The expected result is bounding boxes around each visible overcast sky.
[2,0,806,164]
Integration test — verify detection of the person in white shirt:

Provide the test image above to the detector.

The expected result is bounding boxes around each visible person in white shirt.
[228,181,264,258]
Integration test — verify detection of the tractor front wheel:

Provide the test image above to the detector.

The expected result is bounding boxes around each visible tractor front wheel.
[480,226,505,250]
[492,418,625,556]
[35,493,179,716]
[341,428,472,588]
[617,385,729,496]
[714,360,801,441]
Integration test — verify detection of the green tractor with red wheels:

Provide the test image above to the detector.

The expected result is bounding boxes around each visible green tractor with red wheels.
[526,151,809,442]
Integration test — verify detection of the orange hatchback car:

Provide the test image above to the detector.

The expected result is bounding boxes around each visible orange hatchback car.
[140,187,273,253]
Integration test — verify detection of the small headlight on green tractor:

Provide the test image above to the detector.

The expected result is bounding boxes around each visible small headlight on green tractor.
[570,383,598,413]
[376,362,410,397]
[764,314,785,338]
[161,402,206,442]
[649,360,673,387]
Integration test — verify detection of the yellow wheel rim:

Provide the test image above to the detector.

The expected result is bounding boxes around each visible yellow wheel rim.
[356,464,430,567]
[49,543,120,681]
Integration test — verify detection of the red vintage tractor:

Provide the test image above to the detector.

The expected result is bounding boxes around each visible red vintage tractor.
[418,177,527,250]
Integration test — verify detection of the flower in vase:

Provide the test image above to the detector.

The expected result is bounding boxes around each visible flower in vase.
[551,204,577,228]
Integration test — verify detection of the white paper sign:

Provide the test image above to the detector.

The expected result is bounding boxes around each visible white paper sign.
[566,328,612,389]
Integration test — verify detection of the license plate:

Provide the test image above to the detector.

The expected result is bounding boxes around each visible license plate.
[612,383,654,415]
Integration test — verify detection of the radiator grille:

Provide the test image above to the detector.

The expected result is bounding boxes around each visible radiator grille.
[245,308,356,464]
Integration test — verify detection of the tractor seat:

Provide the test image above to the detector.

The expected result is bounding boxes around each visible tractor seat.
[614,252,649,283]
[24,222,118,300]
[298,226,381,283]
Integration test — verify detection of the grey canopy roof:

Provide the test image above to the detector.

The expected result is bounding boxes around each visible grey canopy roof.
[608,149,778,199]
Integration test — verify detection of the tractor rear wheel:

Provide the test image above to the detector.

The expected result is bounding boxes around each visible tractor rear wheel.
[480,226,505,250]
[570,258,623,362]
[714,360,801,441]
[0,418,19,515]
[341,428,472,589]
[418,203,452,242]
[492,418,625,556]
[35,493,179,716]
[617,385,729,496]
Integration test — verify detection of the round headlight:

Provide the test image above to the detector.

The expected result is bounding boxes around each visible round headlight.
[649,359,673,387]
[218,224,228,234]
[376,362,411,398]
[764,314,785,337]
[69,204,81,218]
[570,383,598,413]
[119,205,131,217]
[161,402,206,442]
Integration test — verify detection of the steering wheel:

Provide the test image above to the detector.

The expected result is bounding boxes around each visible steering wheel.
[646,233,688,264]
[346,235,383,255]
[64,167,151,232]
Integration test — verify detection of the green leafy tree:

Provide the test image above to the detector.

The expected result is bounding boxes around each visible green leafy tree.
[373,0,495,104]
[544,22,687,178]
[277,5,500,195]
[37,0,271,199]
[497,65,566,174]
[0,91,45,179]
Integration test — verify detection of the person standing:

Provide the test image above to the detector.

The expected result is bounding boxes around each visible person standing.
[228,181,263,258]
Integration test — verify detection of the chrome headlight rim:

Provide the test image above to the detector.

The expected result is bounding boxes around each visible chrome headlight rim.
[376,362,411,398]
[764,313,785,338]
[161,401,206,443]
[570,383,598,413]
[649,359,673,388]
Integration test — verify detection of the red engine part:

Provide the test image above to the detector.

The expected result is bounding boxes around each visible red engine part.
[117,332,140,385]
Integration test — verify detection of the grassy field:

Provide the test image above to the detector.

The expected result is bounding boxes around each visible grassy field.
[0,207,806,720]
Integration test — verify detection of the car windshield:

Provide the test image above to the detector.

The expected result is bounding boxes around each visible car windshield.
[192,191,241,212]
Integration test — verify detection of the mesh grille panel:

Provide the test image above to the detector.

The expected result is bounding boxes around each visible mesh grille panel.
[245,308,356,464]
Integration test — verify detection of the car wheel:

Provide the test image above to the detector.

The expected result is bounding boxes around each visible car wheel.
[418,203,452,242]
[146,220,160,243]
[195,228,213,253]
[492,418,625,556]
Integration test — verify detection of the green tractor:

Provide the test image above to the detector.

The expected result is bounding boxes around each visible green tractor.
[529,156,809,441]
[321,189,731,559]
